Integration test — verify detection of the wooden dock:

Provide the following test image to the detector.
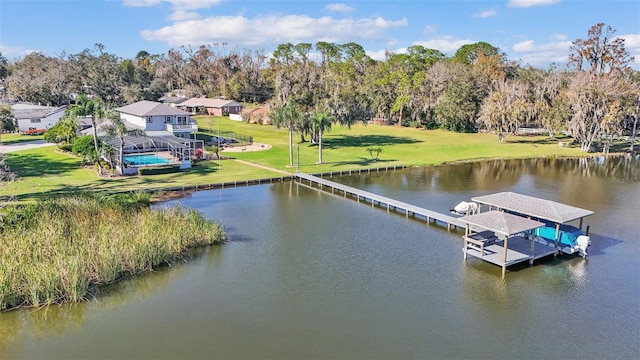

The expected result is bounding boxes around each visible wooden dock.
[295,172,465,231]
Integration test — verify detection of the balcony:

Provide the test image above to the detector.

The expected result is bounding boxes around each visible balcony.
[166,123,198,133]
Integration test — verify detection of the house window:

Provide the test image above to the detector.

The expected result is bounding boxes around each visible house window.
[177,116,186,124]
[165,116,172,123]
[146,117,153,123]
[31,119,42,123]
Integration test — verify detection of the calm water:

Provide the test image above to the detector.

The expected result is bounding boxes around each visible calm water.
[1,157,639,359]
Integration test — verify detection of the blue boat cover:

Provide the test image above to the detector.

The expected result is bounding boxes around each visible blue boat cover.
[535,225,583,247]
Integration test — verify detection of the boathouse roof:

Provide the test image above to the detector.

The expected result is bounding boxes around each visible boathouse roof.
[471,192,593,224]
[459,211,545,237]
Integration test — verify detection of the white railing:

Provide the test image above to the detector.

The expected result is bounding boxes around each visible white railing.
[166,123,198,132]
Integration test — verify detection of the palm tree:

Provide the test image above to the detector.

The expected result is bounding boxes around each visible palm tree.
[102,113,145,174]
[310,111,334,164]
[271,103,302,167]
[68,95,107,172]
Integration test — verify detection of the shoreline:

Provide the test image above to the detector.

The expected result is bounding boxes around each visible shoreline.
[147,153,626,204]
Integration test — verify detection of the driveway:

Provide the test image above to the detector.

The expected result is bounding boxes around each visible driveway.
[0,139,56,154]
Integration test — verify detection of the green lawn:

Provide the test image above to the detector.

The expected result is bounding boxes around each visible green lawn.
[197,116,584,171]
[1,117,588,200]
[0,133,45,145]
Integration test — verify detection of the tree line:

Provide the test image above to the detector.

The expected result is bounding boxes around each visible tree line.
[0,23,638,153]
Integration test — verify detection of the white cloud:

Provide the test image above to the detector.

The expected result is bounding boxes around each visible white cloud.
[365,49,389,61]
[0,44,39,57]
[474,10,497,18]
[168,10,200,21]
[512,33,640,69]
[422,24,438,34]
[385,38,401,47]
[141,15,408,48]
[551,33,567,41]
[508,0,560,8]
[619,33,640,68]
[413,37,475,54]
[123,0,224,10]
[510,39,572,67]
[122,0,162,7]
[366,47,411,61]
[513,40,535,52]
[325,3,355,13]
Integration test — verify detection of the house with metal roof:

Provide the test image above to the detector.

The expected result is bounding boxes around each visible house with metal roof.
[11,103,67,132]
[178,97,243,116]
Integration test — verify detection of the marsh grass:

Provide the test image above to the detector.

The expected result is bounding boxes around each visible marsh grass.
[0,192,225,311]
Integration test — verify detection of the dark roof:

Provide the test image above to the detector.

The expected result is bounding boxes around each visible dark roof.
[115,100,190,117]
[79,119,143,136]
[459,211,545,237]
[158,95,188,104]
[472,192,593,224]
[11,105,66,119]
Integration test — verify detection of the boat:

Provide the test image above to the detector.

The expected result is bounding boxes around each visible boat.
[534,223,591,258]
[450,201,478,216]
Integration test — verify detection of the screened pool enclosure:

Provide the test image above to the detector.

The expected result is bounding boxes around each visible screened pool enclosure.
[103,133,204,175]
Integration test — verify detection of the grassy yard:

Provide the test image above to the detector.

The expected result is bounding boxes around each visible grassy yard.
[197,116,584,170]
[0,133,44,145]
[1,117,587,200]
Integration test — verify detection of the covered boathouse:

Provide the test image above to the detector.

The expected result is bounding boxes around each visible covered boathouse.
[471,192,593,255]
[458,192,593,275]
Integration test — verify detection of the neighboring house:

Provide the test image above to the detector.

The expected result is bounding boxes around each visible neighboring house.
[158,95,188,107]
[11,103,67,132]
[179,98,243,116]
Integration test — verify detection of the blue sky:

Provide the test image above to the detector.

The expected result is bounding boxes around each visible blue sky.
[1,0,638,69]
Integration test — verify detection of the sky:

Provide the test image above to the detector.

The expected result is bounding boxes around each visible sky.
[1,0,638,69]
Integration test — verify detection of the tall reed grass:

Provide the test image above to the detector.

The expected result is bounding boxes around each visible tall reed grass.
[0,192,225,311]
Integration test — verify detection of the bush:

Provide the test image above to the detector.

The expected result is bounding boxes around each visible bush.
[44,118,76,144]
[57,142,73,152]
[137,165,181,175]
[72,135,99,163]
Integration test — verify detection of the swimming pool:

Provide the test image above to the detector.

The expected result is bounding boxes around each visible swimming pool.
[123,154,171,166]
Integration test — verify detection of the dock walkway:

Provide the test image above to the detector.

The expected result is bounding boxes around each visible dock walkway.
[295,172,464,231]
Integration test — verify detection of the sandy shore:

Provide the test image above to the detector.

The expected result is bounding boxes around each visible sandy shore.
[221,142,272,152]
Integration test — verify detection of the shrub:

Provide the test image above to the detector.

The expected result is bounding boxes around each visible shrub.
[57,142,73,152]
[72,135,99,163]
[137,165,181,175]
